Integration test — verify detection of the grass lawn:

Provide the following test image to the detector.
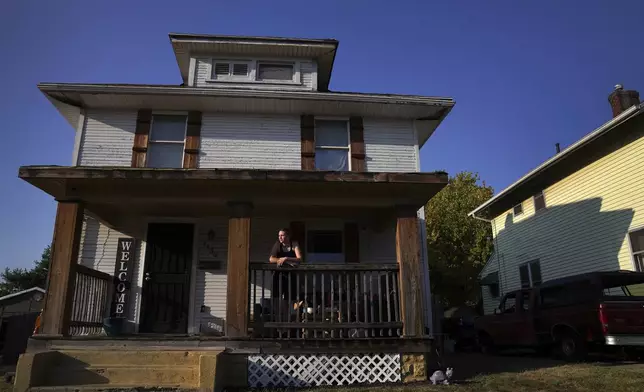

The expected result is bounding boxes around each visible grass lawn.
[306,362,644,392]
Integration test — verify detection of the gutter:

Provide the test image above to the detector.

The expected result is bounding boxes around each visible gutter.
[37,83,455,108]
[469,103,644,219]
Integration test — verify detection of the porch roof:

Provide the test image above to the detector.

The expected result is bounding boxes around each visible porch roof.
[20,166,447,226]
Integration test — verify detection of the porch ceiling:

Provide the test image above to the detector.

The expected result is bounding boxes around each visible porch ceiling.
[20,166,447,225]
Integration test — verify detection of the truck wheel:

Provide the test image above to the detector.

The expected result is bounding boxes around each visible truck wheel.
[557,332,586,362]
[478,333,496,355]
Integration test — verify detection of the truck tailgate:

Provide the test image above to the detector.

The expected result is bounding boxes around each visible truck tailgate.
[601,300,644,335]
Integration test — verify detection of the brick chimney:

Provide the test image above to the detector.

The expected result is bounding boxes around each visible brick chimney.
[608,84,640,117]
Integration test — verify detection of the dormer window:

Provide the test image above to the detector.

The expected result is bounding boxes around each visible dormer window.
[212,61,251,80]
[257,63,294,82]
[205,59,300,85]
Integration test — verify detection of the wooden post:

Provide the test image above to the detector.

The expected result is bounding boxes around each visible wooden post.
[40,201,84,336]
[396,208,424,337]
[226,202,253,337]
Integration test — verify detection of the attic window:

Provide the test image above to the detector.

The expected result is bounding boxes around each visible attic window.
[212,61,250,80]
[257,63,294,81]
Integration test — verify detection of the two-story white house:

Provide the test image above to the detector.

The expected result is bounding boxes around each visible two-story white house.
[16,33,455,390]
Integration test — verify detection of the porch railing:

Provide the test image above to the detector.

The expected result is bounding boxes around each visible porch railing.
[68,264,111,336]
[248,263,402,339]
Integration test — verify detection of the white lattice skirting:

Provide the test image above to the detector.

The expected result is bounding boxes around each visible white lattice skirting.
[248,354,401,387]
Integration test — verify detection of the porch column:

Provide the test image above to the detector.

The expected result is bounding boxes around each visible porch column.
[395,208,424,337]
[226,202,253,337]
[40,201,84,336]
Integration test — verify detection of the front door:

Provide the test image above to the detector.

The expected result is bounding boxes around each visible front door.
[140,223,194,334]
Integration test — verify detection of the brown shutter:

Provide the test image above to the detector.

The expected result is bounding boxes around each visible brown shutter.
[131,109,152,168]
[344,222,360,263]
[183,111,202,169]
[290,221,306,262]
[301,115,315,171]
[349,116,365,172]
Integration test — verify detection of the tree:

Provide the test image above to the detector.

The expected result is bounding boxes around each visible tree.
[425,172,494,309]
[0,246,50,297]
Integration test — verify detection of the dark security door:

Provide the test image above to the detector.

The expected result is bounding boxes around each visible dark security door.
[140,223,194,334]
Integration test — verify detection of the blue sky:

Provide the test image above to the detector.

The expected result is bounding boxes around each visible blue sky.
[1,0,643,269]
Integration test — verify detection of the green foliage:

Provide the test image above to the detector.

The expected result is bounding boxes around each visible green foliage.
[425,172,494,309]
[0,246,50,297]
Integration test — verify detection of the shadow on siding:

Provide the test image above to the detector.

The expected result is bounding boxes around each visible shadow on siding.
[493,197,634,295]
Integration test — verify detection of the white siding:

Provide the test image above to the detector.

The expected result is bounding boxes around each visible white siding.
[78,110,137,166]
[488,116,644,299]
[363,119,419,172]
[193,58,318,91]
[78,216,144,327]
[195,219,229,335]
[198,114,301,169]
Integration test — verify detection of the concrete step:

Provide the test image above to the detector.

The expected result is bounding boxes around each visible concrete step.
[31,386,197,392]
[45,365,198,387]
[51,350,201,367]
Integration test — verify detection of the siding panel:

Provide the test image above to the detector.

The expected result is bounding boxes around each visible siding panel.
[485,125,644,312]
[78,110,137,166]
[195,219,229,335]
[78,216,144,326]
[363,119,419,172]
[199,114,301,169]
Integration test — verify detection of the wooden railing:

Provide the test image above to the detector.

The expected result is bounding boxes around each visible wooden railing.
[248,263,402,339]
[68,264,111,336]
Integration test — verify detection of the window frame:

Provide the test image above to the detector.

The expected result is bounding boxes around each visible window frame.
[512,203,523,217]
[628,226,644,272]
[314,118,351,171]
[519,259,542,289]
[256,61,296,83]
[146,113,188,168]
[533,190,547,212]
[206,58,302,85]
[305,221,345,264]
[211,60,252,81]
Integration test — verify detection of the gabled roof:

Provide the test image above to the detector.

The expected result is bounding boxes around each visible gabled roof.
[169,33,339,91]
[0,287,45,303]
[469,103,644,220]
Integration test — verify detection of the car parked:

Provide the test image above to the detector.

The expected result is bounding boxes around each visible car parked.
[474,270,644,360]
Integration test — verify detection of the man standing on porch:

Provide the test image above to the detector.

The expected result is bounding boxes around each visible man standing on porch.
[269,229,302,322]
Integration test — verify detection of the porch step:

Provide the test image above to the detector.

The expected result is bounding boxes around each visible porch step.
[45,365,198,387]
[31,386,197,392]
[51,350,201,367]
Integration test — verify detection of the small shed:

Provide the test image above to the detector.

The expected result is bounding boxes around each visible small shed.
[0,287,44,365]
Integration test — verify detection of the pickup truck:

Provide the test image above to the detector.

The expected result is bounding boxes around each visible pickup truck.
[475,270,644,360]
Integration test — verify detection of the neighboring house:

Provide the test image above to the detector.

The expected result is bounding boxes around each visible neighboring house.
[0,287,44,364]
[16,33,455,389]
[470,86,643,315]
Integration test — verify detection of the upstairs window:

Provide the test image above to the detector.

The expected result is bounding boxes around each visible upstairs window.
[315,120,349,171]
[629,228,644,272]
[146,115,186,168]
[212,61,251,80]
[533,191,546,212]
[257,62,294,82]
[519,260,542,288]
[513,203,523,217]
